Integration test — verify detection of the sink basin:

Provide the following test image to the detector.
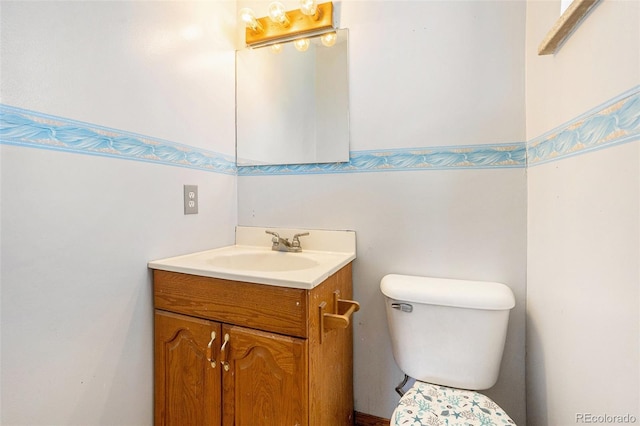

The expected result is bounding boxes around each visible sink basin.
[207,252,319,272]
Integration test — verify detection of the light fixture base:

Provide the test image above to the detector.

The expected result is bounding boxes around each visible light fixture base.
[245,2,334,48]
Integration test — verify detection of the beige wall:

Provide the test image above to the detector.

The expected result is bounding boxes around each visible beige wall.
[525,1,640,424]
[526,0,639,137]
[0,2,237,424]
[239,1,528,423]
[4,1,637,424]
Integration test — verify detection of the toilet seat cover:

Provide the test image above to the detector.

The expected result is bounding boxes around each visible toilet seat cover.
[391,381,516,425]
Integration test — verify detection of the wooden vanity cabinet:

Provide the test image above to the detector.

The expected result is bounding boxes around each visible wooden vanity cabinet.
[153,263,355,426]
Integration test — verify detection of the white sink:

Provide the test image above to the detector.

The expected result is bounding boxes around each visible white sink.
[207,251,319,272]
[148,227,356,289]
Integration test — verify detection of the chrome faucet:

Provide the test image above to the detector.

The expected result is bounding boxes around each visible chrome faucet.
[265,230,309,253]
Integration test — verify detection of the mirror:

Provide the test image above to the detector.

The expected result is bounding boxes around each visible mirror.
[236,29,349,166]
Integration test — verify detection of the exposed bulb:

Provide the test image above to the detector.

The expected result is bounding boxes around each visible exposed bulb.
[240,8,262,32]
[320,32,337,47]
[294,38,310,52]
[299,0,318,17]
[270,44,283,54]
[268,2,290,27]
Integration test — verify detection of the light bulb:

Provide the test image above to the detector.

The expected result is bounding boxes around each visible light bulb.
[240,8,262,32]
[320,32,337,47]
[268,2,290,27]
[294,38,310,52]
[270,44,283,54]
[299,0,318,17]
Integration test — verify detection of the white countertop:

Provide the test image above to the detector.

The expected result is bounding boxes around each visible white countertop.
[148,227,356,289]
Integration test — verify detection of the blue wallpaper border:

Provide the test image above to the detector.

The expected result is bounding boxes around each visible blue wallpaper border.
[237,143,527,176]
[527,86,640,166]
[2,85,638,175]
[0,105,237,175]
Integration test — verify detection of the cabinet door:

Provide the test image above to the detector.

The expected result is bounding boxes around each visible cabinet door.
[222,325,308,426]
[155,310,222,426]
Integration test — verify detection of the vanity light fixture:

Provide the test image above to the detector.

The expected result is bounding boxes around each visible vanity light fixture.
[241,0,336,48]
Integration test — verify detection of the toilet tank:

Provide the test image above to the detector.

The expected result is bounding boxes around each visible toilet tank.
[381,274,515,390]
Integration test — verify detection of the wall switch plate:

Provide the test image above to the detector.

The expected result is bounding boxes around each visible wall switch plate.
[184,185,198,215]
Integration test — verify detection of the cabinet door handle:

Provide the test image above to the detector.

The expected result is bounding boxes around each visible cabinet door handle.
[220,333,230,371]
[206,331,217,368]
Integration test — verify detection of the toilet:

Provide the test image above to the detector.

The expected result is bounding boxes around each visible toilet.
[381,274,516,425]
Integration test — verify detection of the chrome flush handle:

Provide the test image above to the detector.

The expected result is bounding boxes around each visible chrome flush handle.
[391,302,413,313]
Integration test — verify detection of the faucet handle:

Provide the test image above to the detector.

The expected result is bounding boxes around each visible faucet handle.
[292,232,309,247]
[265,230,280,243]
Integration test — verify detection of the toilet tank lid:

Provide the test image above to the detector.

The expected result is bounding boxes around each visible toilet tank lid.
[380,274,515,310]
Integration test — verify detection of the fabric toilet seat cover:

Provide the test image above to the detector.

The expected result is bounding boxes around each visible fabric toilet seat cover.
[391,381,516,425]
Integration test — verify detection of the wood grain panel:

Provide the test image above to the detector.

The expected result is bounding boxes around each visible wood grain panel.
[354,411,391,426]
[153,264,355,425]
[222,325,308,426]
[154,270,308,337]
[308,264,355,425]
[154,310,221,426]
[538,0,601,55]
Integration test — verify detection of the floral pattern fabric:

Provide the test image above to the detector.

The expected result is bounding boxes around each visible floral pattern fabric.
[392,381,516,426]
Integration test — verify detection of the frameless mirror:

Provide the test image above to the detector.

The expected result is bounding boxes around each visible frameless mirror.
[236,29,349,166]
